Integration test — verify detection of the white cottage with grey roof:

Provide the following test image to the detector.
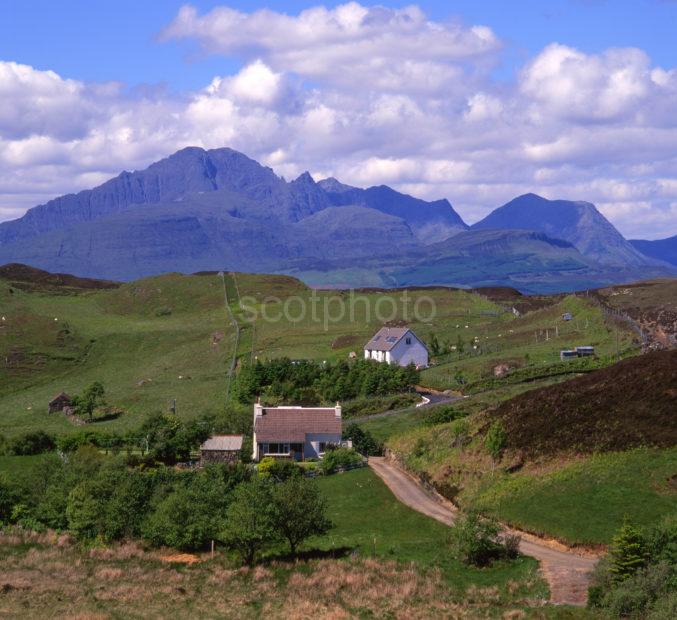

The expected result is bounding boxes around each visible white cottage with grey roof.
[364,327,428,368]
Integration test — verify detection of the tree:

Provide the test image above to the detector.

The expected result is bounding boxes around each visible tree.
[72,381,106,421]
[66,482,102,540]
[271,477,332,554]
[610,519,649,583]
[485,421,507,464]
[428,333,441,357]
[221,478,278,565]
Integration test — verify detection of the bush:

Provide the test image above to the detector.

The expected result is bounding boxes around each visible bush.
[424,405,464,427]
[588,518,677,617]
[343,424,383,456]
[0,475,17,524]
[484,421,507,463]
[448,511,503,567]
[10,430,56,455]
[319,448,363,474]
[257,457,301,482]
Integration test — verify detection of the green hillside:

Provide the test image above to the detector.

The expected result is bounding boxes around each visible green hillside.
[0,266,639,439]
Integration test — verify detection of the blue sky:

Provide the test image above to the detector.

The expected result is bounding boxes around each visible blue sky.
[1,1,676,238]
[3,1,676,91]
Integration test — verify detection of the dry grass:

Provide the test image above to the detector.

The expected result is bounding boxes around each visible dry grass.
[0,532,567,619]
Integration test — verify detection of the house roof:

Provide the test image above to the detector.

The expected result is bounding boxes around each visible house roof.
[49,391,72,404]
[254,407,341,442]
[364,327,422,352]
[200,435,244,451]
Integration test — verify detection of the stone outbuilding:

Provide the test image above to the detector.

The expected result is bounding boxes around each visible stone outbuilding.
[199,435,244,465]
[48,392,72,414]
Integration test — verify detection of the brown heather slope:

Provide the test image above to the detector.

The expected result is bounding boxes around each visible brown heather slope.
[0,262,120,291]
[490,349,677,458]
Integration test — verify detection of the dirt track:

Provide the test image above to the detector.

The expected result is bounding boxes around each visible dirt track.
[369,457,597,607]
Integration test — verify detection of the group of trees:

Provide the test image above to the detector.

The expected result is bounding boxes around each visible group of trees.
[1,413,219,466]
[233,358,419,405]
[0,447,333,564]
[588,517,676,617]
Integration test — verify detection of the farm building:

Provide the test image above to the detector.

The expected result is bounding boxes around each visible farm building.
[560,350,578,360]
[576,345,595,356]
[48,391,72,413]
[363,327,428,368]
[199,435,243,465]
[252,402,344,462]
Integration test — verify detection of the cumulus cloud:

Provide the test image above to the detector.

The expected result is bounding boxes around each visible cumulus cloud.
[1,3,677,240]
[161,2,500,94]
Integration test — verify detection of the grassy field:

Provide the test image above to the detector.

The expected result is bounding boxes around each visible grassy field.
[313,467,545,593]
[0,269,637,440]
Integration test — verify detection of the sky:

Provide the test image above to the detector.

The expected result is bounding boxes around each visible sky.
[1,0,676,239]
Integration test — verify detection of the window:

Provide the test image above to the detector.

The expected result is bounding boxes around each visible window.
[264,443,290,455]
[405,337,411,345]
[319,441,338,454]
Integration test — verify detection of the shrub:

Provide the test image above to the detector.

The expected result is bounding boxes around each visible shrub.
[448,511,502,567]
[10,430,56,455]
[319,448,363,474]
[424,405,464,426]
[0,475,17,524]
[343,423,383,456]
[257,457,300,482]
[484,421,507,463]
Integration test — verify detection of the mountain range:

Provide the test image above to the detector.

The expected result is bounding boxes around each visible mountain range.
[0,146,674,292]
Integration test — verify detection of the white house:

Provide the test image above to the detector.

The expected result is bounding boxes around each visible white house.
[252,402,344,461]
[363,327,428,368]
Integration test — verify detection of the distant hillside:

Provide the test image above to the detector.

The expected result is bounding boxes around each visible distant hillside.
[630,234,677,267]
[472,193,659,267]
[490,350,677,458]
[387,229,604,293]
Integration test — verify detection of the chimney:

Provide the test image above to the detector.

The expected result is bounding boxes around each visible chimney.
[335,401,342,419]
[254,398,263,419]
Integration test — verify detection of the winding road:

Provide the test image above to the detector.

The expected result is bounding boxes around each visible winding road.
[368,457,598,607]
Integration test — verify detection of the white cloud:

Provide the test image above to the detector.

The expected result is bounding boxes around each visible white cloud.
[161,2,500,94]
[1,4,677,241]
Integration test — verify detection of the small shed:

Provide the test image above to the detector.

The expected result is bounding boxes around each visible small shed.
[200,435,244,465]
[576,345,595,356]
[48,392,72,414]
[560,349,578,361]
[562,312,573,321]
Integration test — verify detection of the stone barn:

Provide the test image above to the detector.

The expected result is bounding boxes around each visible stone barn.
[48,392,72,414]
[199,435,244,465]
